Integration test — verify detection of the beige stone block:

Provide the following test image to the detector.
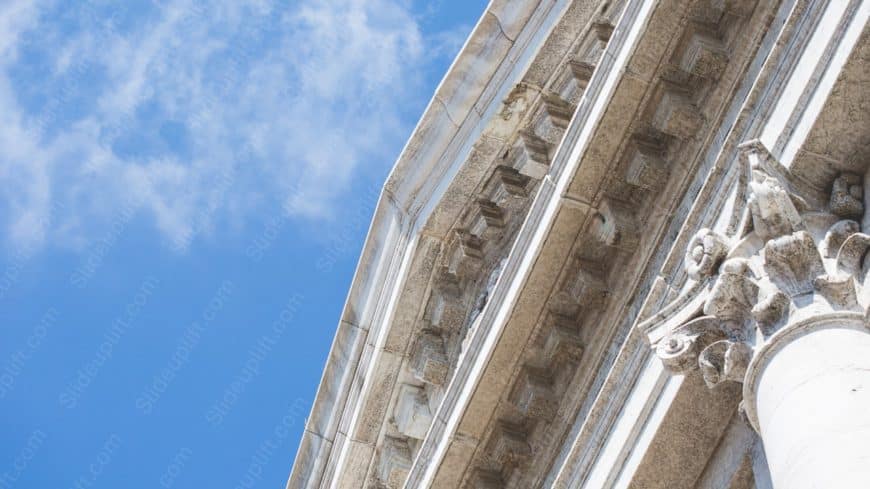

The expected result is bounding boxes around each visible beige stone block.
[509,367,557,419]
[509,130,551,180]
[306,322,368,441]
[627,373,741,489]
[376,437,411,488]
[564,73,648,202]
[651,85,704,139]
[383,236,441,355]
[394,384,433,440]
[429,433,479,488]
[487,0,541,40]
[485,422,531,468]
[410,331,450,386]
[542,317,584,366]
[333,439,374,489]
[351,350,402,445]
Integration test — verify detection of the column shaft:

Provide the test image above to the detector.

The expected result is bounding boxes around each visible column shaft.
[752,320,870,489]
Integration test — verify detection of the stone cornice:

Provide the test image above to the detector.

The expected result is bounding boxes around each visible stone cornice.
[405,0,776,484]
[288,1,594,487]
[403,0,645,484]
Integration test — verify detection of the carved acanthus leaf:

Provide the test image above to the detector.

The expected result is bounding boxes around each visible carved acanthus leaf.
[763,231,824,298]
[820,220,860,258]
[685,228,729,280]
[698,339,752,388]
[751,290,788,334]
[813,273,859,309]
[835,232,870,279]
[747,167,804,241]
[703,258,758,323]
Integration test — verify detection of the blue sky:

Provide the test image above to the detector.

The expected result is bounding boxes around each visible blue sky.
[0,1,485,487]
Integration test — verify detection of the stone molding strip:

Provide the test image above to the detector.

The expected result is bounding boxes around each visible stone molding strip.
[404,0,658,485]
[287,1,574,487]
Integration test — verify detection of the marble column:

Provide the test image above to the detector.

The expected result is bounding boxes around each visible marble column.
[744,314,870,489]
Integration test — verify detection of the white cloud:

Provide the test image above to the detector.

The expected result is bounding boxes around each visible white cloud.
[0,0,40,62]
[0,0,467,252]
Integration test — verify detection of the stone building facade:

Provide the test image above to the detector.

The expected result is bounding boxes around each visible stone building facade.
[288,0,869,487]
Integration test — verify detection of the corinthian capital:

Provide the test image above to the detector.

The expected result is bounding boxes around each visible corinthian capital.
[650,143,870,397]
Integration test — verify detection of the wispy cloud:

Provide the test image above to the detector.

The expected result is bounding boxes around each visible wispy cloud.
[0,0,466,252]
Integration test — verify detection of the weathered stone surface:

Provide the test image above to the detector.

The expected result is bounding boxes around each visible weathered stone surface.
[288,1,870,488]
[394,384,433,440]
[509,367,557,419]
[510,130,551,179]
[377,437,412,488]
[410,331,449,386]
[485,422,531,469]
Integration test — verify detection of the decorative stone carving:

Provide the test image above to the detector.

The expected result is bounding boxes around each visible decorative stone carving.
[679,21,728,80]
[747,165,804,241]
[541,316,584,365]
[499,83,531,122]
[427,291,464,331]
[552,258,608,317]
[835,232,870,278]
[469,199,506,240]
[510,130,551,179]
[697,338,752,387]
[591,19,614,42]
[703,258,757,322]
[655,149,870,395]
[624,132,670,190]
[568,59,595,88]
[575,19,613,66]
[446,230,484,281]
[820,219,860,258]
[762,231,823,297]
[652,82,703,139]
[750,290,788,334]
[829,172,864,218]
[532,93,574,146]
[685,228,729,280]
[554,59,595,105]
[656,316,727,373]
[484,165,530,203]
[590,198,639,250]
[432,267,461,298]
